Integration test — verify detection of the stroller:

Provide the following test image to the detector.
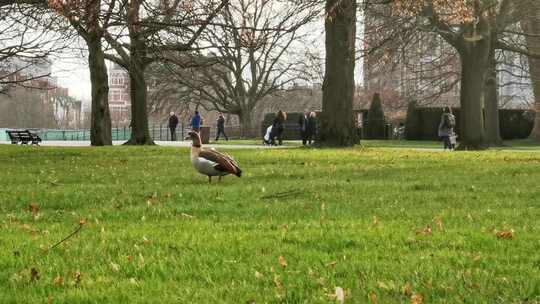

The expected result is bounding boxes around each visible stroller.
[263,125,273,145]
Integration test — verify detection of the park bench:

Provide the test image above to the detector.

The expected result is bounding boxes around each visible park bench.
[6,130,42,145]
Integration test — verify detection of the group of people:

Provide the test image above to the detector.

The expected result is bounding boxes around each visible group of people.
[263,110,287,146]
[263,110,318,146]
[167,110,228,142]
[298,111,318,146]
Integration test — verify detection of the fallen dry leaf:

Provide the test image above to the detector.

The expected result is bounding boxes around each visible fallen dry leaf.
[416,225,432,236]
[402,282,412,296]
[254,271,263,279]
[28,203,40,220]
[142,236,151,244]
[369,291,377,304]
[377,281,390,290]
[110,262,120,272]
[373,216,379,225]
[326,261,337,268]
[335,287,345,303]
[411,293,423,304]
[273,274,282,290]
[278,256,287,268]
[53,276,64,286]
[433,217,444,231]
[74,271,82,285]
[30,268,40,281]
[496,230,514,240]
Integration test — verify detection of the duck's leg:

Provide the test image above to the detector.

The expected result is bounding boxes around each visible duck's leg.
[208,176,212,183]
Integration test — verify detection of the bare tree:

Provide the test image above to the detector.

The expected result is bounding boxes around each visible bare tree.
[0,3,66,94]
[101,0,229,145]
[363,0,540,149]
[48,0,118,145]
[150,0,319,137]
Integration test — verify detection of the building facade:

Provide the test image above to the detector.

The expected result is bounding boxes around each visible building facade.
[108,63,131,125]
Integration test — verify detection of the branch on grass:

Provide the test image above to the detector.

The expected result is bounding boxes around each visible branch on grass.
[261,190,304,200]
[48,219,86,251]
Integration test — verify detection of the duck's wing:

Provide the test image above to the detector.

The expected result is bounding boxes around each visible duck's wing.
[199,148,242,177]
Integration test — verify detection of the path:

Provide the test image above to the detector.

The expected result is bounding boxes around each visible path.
[0,140,290,149]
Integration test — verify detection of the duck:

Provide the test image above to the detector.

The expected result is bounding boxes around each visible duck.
[186,130,242,183]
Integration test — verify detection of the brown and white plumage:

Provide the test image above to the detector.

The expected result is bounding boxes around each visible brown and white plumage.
[186,131,242,182]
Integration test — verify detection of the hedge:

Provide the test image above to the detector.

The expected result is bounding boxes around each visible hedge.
[405,107,533,140]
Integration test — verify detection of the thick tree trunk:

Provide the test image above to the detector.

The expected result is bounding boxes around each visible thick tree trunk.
[125,61,153,145]
[319,0,358,147]
[87,37,112,146]
[238,110,253,138]
[458,53,488,149]
[456,34,491,150]
[523,15,540,140]
[124,0,154,145]
[484,49,502,146]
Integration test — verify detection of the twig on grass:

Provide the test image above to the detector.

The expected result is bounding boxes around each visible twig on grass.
[261,189,304,200]
[48,219,86,251]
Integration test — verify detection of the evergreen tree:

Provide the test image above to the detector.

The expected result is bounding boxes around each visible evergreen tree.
[366,93,386,139]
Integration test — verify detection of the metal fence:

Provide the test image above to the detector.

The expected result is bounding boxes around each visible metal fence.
[4,123,404,142]
[18,124,263,141]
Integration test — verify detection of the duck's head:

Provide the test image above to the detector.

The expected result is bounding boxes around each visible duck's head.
[186,130,202,148]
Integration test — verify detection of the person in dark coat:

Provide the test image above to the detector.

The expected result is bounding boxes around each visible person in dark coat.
[438,106,456,150]
[215,112,228,141]
[306,111,318,145]
[270,110,286,146]
[168,111,179,141]
[298,111,309,145]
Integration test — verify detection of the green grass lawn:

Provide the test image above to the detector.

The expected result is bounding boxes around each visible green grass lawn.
[211,138,540,151]
[1,145,540,303]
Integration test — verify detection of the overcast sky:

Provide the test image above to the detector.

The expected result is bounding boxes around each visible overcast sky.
[52,57,92,105]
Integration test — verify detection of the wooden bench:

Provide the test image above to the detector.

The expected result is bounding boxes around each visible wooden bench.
[6,130,42,145]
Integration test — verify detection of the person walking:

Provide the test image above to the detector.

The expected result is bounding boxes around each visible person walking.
[298,111,309,145]
[438,106,456,150]
[270,110,286,146]
[306,111,318,145]
[215,112,228,141]
[191,110,202,132]
[168,111,179,141]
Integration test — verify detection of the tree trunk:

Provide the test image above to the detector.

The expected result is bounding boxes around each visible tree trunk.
[124,0,154,145]
[456,39,491,150]
[238,110,253,138]
[484,49,502,146]
[523,15,540,140]
[125,61,153,145]
[319,0,358,147]
[87,36,112,146]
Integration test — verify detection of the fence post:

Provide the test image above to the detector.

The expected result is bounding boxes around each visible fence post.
[181,122,184,140]
[160,124,163,141]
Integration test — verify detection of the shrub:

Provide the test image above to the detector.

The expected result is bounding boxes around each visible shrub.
[365,93,386,139]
